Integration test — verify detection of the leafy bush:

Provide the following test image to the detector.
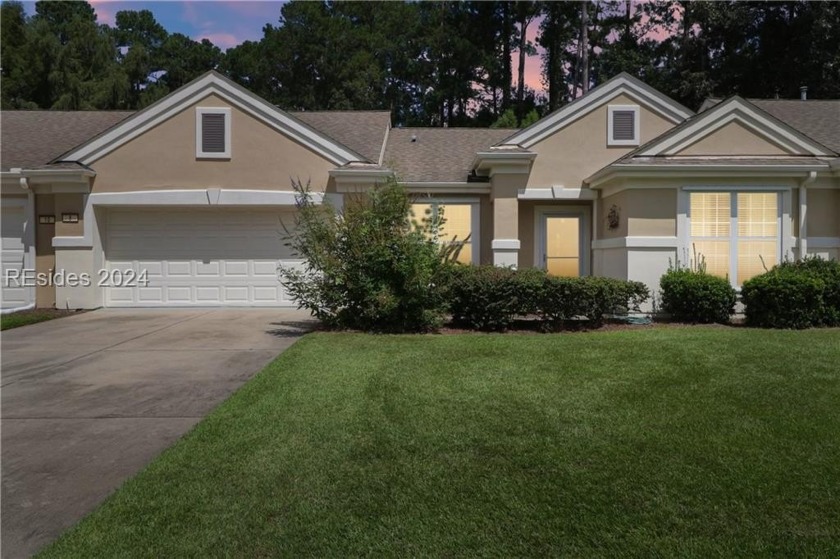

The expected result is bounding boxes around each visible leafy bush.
[445,266,649,331]
[741,257,840,329]
[279,178,455,332]
[659,268,737,324]
[446,265,524,331]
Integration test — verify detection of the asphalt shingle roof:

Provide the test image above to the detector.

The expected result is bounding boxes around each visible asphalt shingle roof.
[382,128,517,182]
[1,111,133,170]
[289,111,390,163]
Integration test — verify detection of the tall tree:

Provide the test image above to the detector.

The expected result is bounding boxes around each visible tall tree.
[514,1,540,125]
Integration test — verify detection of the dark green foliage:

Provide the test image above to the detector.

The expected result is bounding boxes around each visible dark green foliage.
[659,268,737,324]
[741,257,840,329]
[445,266,649,332]
[279,179,453,333]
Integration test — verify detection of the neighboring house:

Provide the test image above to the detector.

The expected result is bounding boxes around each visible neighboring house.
[1,71,838,311]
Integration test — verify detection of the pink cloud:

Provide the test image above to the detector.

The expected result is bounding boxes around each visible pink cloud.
[89,0,116,26]
[195,32,241,50]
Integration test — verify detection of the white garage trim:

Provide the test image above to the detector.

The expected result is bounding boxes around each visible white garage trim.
[53,189,338,249]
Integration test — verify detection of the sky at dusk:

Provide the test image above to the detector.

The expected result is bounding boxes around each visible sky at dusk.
[21,0,667,96]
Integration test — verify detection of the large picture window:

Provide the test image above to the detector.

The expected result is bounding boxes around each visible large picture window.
[411,201,477,265]
[689,192,779,286]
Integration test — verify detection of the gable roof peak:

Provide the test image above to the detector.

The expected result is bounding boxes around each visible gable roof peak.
[497,72,693,148]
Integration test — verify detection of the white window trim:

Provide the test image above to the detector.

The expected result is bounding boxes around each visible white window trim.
[411,197,480,265]
[680,187,792,287]
[195,107,231,159]
[534,206,590,276]
[607,104,640,146]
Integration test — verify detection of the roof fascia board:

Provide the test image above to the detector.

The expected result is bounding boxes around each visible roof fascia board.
[587,165,829,189]
[638,98,835,157]
[60,73,365,166]
[500,75,693,148]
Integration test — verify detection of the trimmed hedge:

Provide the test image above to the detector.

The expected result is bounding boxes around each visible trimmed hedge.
[445,265,649,332]
[659,268,737,324]
[741,257,840,329]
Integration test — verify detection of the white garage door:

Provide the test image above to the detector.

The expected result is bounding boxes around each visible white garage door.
[1,200,30,310]
[105,207,302,307]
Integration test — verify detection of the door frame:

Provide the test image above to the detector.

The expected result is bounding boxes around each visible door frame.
[534,205,590,276]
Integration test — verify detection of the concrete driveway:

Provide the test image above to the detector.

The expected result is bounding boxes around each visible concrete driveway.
[1,308,315,559]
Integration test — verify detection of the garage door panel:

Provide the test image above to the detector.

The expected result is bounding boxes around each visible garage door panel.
[1,204,30,309]
[105,208,298,307]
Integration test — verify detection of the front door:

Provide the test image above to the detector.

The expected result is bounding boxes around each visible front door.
[539,213,585,277]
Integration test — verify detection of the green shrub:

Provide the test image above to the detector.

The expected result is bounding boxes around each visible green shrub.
[659,268,737,324]
[279,178,454,332]
[446,266,649,331]
[446,265,524,331]
[741,257,840,329]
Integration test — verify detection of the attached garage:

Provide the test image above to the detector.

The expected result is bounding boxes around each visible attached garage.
[103,207,301,307]
[1,198,32,311]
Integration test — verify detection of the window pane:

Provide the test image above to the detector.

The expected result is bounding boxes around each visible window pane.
[737,240,777,284]
[438,204,472,243]
[547,257,580,277]
[452,243,472,265]
[737,193,777,237]
[690,193,730,237]
[410,203,433,229]
[692,240,730,279]
[546,217,579,258]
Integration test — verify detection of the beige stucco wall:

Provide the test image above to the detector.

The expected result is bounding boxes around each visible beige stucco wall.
[599,189,676,239]
[808,188,840,237]
[676,121,792,156]
[54,193,85,237]
[35,194,56,307]
[526,93,676,190]
[91,93,336,192]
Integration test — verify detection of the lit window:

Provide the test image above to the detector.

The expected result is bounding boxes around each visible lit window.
[195,107,231,159]
[689,192,779,285]
[410,201,477,264]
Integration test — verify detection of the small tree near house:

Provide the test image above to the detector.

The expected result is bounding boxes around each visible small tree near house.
[279,178,460,332]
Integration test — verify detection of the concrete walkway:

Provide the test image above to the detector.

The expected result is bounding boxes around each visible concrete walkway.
[1,308,315,559]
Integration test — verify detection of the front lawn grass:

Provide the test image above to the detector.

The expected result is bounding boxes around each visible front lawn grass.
[42,328,840,557]
[1,308,80,331]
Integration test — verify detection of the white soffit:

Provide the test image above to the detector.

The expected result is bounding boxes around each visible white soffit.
[58,72,367,166]
[499,73,693,148]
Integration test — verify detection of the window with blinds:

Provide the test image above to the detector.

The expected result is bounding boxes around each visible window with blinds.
[410,202,476,264]
[689,192,779,285]
[608,105,640,146]
[195,107,231,158]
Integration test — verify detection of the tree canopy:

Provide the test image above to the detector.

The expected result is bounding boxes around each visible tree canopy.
[3,1,839,124]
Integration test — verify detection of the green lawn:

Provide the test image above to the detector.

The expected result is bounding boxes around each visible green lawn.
[42,328,840,557]
[1,309,79,330]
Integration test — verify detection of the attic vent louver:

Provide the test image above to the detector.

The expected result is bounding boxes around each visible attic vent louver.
[196,107,231,159]
[202,113,226,152]
[607,105,640,146]
[612,110,635,141]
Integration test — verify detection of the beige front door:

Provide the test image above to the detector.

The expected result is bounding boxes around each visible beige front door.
[540,214,583,277]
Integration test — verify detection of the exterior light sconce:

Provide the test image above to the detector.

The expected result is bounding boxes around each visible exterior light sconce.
[62,213,80,223]
[606,205,621,230]
[39,215,56,224]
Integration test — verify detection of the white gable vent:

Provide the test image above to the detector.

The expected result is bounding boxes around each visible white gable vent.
[608,105,640,146]
[196,107,231,158]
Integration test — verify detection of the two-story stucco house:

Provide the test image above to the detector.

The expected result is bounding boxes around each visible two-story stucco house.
[2,71,838,311]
